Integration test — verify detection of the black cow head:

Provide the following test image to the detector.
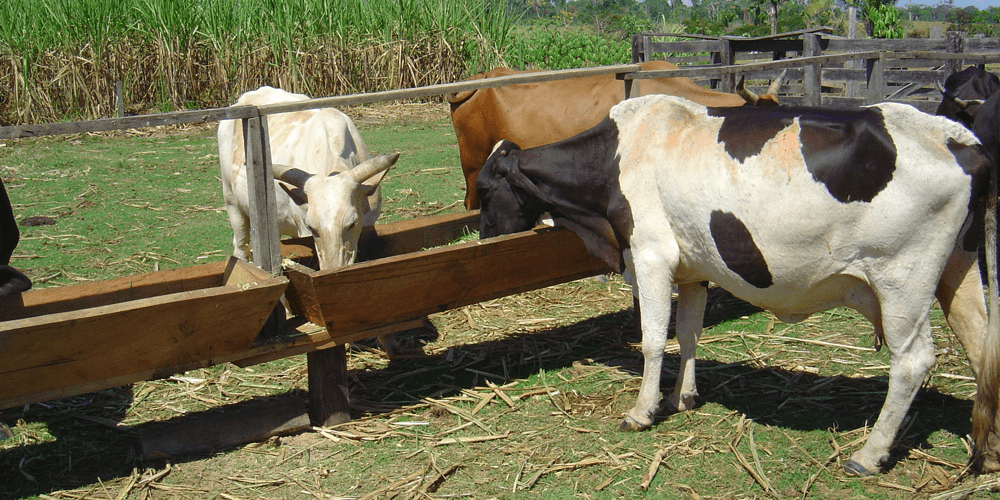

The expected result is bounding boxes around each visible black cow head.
[936,66,1000,126]
[477,140,551,239]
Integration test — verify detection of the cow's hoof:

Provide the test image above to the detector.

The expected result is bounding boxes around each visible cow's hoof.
[618,415,650,432]
[977,455,1000,473]
[843,460,876,477]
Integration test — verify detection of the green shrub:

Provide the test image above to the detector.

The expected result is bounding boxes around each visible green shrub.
[505,28,631,70]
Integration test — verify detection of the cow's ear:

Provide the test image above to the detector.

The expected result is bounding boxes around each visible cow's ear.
[279,182,308,206]
[360,168,389,197]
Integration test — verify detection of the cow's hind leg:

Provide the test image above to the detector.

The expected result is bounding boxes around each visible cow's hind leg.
[936,249,988,374]
[664,282,708,413]
[844,303,937,476]
[936,249,1000,471]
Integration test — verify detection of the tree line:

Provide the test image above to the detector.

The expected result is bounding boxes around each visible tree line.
[502,0,1000,39]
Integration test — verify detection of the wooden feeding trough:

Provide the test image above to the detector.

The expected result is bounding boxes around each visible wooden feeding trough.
[0,257,288,410]
[277,211,613,347]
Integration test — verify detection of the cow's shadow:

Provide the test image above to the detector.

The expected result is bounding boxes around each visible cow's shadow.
[1,290,976,497]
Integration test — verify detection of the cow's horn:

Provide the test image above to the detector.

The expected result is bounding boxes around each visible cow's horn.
[937,81,973,109]
[767,68,787,96]
[736,75,759,105]
[272,163,315,190]
[350,153,400,183]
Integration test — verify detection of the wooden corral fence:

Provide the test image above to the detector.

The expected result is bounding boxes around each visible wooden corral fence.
[0,52,996,455]
[631,28,1000,112]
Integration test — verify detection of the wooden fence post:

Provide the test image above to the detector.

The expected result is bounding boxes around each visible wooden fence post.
[802,33,822,107]
[627,33,643,99]
[241,113,284,341]
[947,31,967,75]
[865,55,885,105]
[631,33,644,63]
[846,7,861,99]
[712,38,735,93]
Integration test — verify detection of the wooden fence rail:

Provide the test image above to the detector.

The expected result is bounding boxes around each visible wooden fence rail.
[631,30,1000,112]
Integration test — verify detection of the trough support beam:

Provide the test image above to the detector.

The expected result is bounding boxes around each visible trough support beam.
[242,113,285,341]
[308,345,352,427]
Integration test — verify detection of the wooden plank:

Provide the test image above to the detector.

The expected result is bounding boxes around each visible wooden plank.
[825,38,950,52]
[291,226,612,341]
[256,64,642,117]
[1,66,641,139]
[0,106,256,140]
[648,40,720,54]
[897,51,1000,65]
[625,52,881,81]
[0,260,227,322]
[308,346,351,427]
[141,396,310,460]
[0,258,287,410]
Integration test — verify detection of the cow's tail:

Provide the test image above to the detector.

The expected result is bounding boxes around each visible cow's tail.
[973,150,1000,472]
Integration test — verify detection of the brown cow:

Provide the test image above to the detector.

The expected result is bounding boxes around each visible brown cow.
[449,60,783,209]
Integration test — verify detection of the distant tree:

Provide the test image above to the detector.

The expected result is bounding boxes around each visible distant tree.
[947,6,977,32]
[847,0,903,38]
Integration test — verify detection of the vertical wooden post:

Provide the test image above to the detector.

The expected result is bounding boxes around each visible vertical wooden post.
[846,7,861,99]
[631,33,644,63]
[242,113,284,341]
[802,33,822,107]
[115,81,124,118]
[714,38,734,93]
[865,55,885,105]
[308,345,351,427]
[946,31,967,76]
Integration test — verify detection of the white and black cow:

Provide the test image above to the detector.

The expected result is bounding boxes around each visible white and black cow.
[477,94,1000,476]
[1,178,31,297]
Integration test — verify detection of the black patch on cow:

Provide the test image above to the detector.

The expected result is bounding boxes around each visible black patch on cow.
[709,210,772,288]
[709,106,897,203]
[800,108,896,203]
[709,107,788,162]
[947,138,993,252]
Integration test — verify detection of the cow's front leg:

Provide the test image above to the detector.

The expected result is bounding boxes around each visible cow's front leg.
[620,244,678,432]
[226,205,251,261]
[664,281,707,413]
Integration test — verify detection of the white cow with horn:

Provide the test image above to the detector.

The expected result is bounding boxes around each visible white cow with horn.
[218,86,397,271]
